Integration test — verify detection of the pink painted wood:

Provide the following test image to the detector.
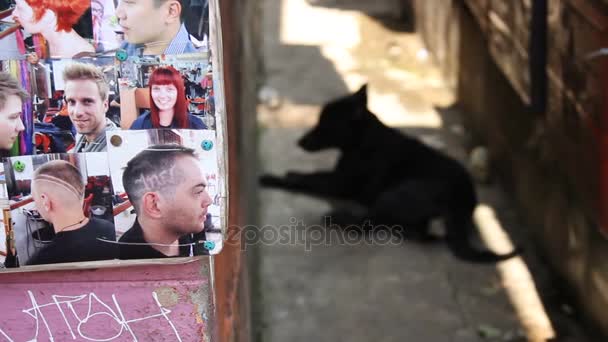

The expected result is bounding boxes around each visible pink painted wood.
[0,258,214,342]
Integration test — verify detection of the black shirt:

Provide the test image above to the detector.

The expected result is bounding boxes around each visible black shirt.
[118,219,207,260]
[27,218,117,266]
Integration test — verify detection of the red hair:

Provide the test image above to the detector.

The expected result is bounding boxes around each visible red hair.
[148,66,189,129]
[27,0,90,32]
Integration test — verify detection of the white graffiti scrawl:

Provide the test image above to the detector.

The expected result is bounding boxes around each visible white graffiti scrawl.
[0,291,183,341]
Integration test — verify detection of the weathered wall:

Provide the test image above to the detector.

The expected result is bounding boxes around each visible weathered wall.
[0,260,215,341]
[416,0,608,336]
[215,0,262,341]
[414,0,460,89]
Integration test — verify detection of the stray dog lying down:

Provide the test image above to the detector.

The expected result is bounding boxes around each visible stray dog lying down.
[260,85,520,263]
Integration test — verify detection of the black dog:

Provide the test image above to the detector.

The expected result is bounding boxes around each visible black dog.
[260,85,520,263]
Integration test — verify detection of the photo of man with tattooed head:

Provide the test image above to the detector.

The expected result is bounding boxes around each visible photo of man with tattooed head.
[118,144,213,259]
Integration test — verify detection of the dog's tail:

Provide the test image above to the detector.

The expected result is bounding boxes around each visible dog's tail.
[445,235,522,263]
[445,217,522,263]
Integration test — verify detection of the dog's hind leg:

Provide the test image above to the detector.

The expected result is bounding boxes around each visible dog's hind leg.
[444,214,520,263]
[361,180,446,240]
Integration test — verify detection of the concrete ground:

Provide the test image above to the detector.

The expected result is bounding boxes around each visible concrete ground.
[255,0,592,341]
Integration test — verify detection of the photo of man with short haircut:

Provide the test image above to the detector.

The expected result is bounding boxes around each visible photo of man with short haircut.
[27,160,117,265]
[119,144,212,259]
[63,62,117,153]
[0,72,28,152]
[116,0,204,56]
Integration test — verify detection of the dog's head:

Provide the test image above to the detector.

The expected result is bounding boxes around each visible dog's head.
[299,84,371,151]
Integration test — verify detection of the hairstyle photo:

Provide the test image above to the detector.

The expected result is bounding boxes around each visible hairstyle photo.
[148,66,188,128]
[106,129,222,254]
[3,153,116,267]
[27,0,90,32]
[10,0,94,58]
[0,67,33,156]
[27,58,118,154]
[118,54,216,130]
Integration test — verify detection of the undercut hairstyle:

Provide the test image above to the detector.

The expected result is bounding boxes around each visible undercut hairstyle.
[122,144,197,213]
[153,0,187,22]
[0,72,29,111]
[33,160,85,199]
[26,0,91,32]
[62,62,109,101]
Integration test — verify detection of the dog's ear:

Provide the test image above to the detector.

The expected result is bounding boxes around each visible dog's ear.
[352,84,368,118]
[354,84,368,106]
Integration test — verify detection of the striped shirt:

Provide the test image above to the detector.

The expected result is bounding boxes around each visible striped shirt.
[70,119,118,153]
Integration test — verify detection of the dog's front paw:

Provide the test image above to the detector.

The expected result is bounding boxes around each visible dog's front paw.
[285,171,305,182]
[259,174,286,188]
[324,209,363,227]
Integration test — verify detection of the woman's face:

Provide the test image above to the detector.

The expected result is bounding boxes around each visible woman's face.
[13,0,53,34]
[151,84,178,113]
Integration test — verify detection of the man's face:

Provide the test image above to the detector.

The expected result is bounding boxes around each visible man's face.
[0,95,25,150]
[116,0,172,45]
[65,79,108,138]
[161,156,212,236]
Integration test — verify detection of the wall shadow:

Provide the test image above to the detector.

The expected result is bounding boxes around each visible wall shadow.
[261,0,350,106]
[306,0,415,32]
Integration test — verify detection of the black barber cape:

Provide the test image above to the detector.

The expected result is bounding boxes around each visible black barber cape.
[117,219,208,260]
[27,217,117,265]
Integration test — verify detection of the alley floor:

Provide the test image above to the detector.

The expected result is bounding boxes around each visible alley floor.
[255,0,592,341]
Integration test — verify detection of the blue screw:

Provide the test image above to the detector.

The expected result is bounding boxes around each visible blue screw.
[115,49,128,62]
[201,140,213,151]
[203,241,215,250]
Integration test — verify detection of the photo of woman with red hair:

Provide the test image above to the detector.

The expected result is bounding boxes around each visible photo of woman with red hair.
[12,0,94,58]
[125,66,206,130]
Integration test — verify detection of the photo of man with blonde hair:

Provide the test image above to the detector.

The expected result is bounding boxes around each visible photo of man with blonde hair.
[62,62,117,153]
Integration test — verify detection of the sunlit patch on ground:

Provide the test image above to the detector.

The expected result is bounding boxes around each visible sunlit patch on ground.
[476,204,556,341]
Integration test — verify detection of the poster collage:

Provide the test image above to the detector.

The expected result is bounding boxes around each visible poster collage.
[0,0,226,269]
